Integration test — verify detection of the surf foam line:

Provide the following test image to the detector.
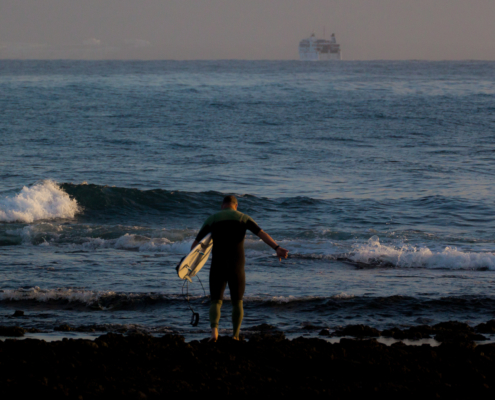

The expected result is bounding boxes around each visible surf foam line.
[0,181,80,223]
[0,288,194,310]
[347,236,495,271]
[0,288,353,307]
[3,289,495,315]
[11,226,495,272]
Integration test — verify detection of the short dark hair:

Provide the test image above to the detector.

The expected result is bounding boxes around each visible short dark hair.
[223,195,238,205]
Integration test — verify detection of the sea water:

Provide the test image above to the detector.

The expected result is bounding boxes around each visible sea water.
[1,60,495,339]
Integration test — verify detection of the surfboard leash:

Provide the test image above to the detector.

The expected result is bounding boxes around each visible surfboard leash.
[181,276,207,327]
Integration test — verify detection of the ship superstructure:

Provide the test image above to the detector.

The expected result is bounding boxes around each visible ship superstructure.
[299,33,341,61]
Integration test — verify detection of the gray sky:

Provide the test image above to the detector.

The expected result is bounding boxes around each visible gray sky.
[1,0,494,60]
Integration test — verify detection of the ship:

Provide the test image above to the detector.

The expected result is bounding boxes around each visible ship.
[299,33,341,61]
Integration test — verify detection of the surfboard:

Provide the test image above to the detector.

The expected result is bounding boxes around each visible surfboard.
[176,234,213,282]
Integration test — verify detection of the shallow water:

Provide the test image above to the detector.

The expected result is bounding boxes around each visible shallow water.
[1,60,495,338]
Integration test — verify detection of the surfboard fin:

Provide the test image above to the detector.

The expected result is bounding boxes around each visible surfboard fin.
[191,312,199,327]
[185,276,192,283]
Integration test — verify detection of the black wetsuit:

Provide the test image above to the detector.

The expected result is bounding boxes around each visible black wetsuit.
[195,209,261,301]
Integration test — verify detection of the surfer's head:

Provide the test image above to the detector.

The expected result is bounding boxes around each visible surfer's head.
[221,195,238,210]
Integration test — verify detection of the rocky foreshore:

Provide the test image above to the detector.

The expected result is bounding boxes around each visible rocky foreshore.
[1,325,495,398]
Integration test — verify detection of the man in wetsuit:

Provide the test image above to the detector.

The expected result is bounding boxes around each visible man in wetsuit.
[191,195,289,341]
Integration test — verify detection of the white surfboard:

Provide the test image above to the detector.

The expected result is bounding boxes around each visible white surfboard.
[176,234,213,282]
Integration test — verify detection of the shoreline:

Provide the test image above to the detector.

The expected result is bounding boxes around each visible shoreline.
[1,319,494,344]
[1,331,494,397]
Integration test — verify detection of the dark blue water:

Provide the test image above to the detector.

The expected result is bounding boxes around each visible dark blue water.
[1,60,495,339]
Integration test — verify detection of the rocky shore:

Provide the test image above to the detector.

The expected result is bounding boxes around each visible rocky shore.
[1,323,495,398]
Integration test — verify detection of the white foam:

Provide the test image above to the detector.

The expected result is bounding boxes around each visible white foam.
[0,287,189,305]
[6,223,62,244]
[241,293,354,303]
[350,235,495,270]
[332,292,355,299]
[0,287,115,303]
[75,233,192,254]
[0,181,80,223]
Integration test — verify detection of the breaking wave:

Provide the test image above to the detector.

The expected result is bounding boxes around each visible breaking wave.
[2,181,495,271]
[0,287,355,308]
[2,288,495,318]
[72,234,192,254]
[348,236,495,270]
[0,287,185,310]
[0,181,80,223]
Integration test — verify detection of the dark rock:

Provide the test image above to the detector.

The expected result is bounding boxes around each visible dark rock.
[54,324,74,332]
[435,332,471,343]
[382,328,405,339]
[249,332,286,342]
[250,323,279,331]
[319,329,331,336]
[475,320,495,334]
[127,330,149,337]
[471,333,489,341]
[1,332,495,396]
[404,325,435,339]
[384,322,491,342]
[333,324,381,337]
[301,324,324,330]
[13,310,24,317]
[434,331,486,343]
[433,321,472,333]
[0,326,26,337]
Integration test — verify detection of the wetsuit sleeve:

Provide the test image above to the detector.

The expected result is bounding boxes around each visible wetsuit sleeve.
[195,216,214,242]
[246,217,261,235]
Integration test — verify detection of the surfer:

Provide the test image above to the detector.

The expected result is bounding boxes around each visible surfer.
[191,195,288,342]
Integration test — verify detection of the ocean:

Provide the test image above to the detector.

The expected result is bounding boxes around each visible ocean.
[1,60,495,340]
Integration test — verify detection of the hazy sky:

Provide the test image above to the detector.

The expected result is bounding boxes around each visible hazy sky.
[1,0,494,60]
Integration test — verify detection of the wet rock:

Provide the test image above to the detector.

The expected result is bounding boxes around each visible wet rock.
[435,332,470,343]
[427,320,489,343]
[54,324,74,332]
[12,310,24,317]
[433,321,472,332]
[250,323,279,332]
[319,329,331,336]
[301,324,324,330]
[384,322,489,342]
[333,324,381,337]
[477,343,495,358]
[1,332,495,396]
[0,326,26,337]
[127,330,149,337]
[383,325,435,340]
[435,332,487,343]
[475,320,495,334]
[249,332,286,342]
[471,333,488,341]
[382,328,405,339]
[404,325,435,339]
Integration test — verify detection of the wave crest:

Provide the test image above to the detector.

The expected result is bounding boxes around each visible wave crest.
[0,181,80,223]
[349,236,495,270]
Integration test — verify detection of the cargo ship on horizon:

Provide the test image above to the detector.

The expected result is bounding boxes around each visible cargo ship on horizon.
[299,33,341,61]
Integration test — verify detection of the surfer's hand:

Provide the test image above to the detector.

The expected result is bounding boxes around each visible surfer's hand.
[276,247,289,261]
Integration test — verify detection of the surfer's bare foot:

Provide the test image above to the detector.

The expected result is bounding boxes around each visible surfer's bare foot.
[232,336,239,341]
[209,328,218,342]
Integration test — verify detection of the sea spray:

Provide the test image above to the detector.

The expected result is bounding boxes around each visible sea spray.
[0,181,80,223]
[349,235,495,270]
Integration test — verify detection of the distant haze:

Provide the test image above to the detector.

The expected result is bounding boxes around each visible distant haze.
[1,0,494,60]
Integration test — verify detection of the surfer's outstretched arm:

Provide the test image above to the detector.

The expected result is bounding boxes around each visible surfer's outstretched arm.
[257,230,289,261]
